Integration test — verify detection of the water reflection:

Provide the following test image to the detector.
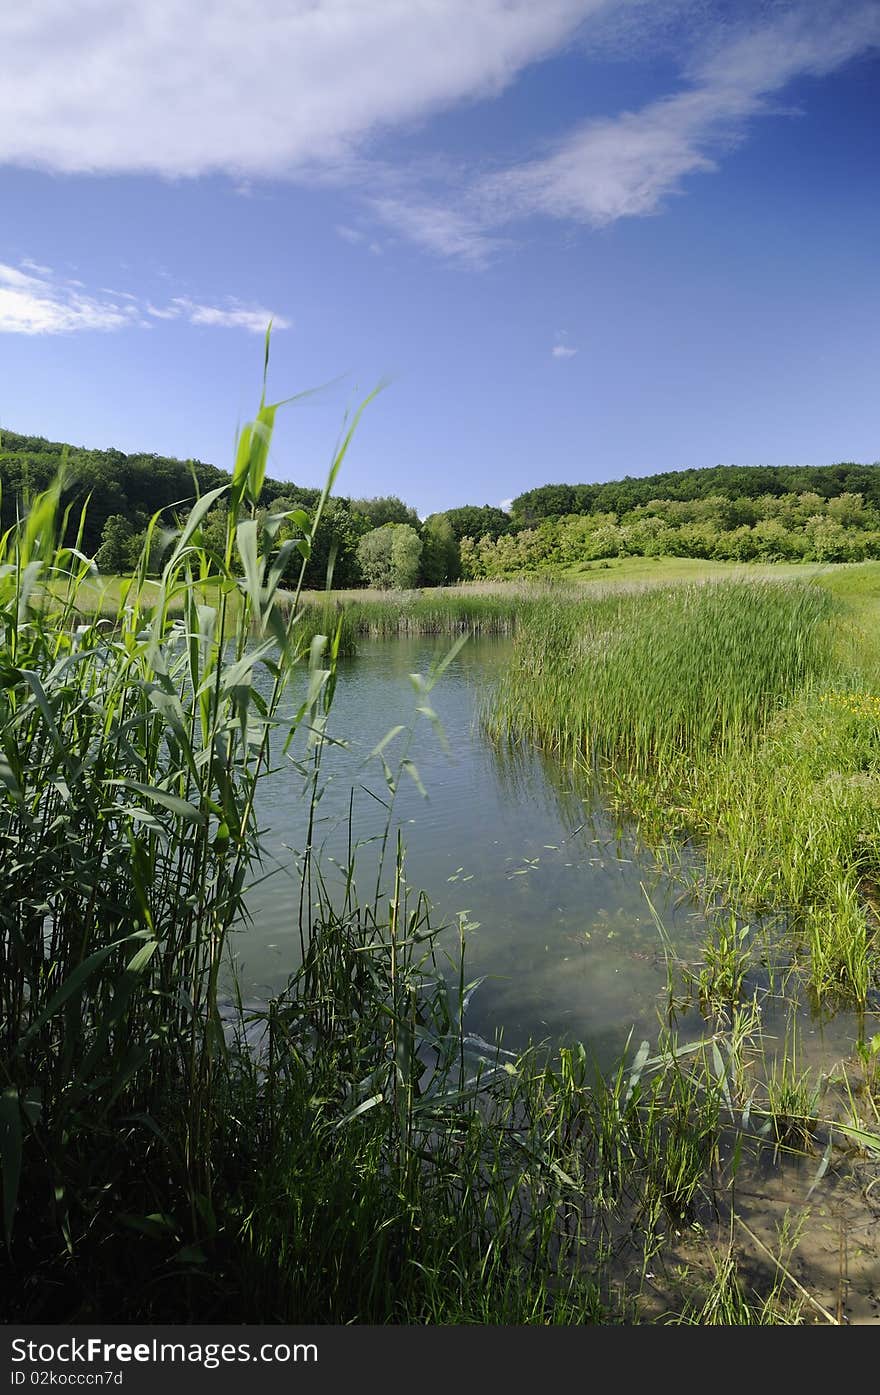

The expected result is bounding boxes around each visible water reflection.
[232,635,859,1069]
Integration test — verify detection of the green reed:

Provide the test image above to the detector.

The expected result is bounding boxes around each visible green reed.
[293,587,548,657]
[489,581,833,774]
[0,362,374,1309]
[488,578,880,1006]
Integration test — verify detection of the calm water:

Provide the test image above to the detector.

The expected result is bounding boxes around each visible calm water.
[227,634,880,1320]
[232,635,859,1067]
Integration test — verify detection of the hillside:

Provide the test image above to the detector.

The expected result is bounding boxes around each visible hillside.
[5,424,880,582]
[511,462,880,525]
[0,426,320,556]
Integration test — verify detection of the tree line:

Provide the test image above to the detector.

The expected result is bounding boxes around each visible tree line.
[0,427,508,588]
[3,425,879,587]
[510,462,880,525]
[464,491,880,576]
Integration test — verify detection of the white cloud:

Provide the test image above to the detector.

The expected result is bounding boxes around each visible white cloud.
[0,264,47,291]
[169,298,289,333]
[552,329,577,358]
[482,95,721,227]
[2,2,876,268]
[476,2,880,229]
[369,197,508,267]
[0,262,288,335]
[0,1,595,178]
[376,2,880,258]
[0,262,143,334]
[336,224,385,255]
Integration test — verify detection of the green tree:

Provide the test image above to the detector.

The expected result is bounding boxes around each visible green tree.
[350,494,420,528]
[96,514,141,573]
[265,496,370,589]
[442,505,511,543]
[420,514,460,585]
[301,498,369,589]
[356,522,422,589]
[827,492,868,528]
[804,515,863,562]
[459,535,480,579]
[356,524,395,588]
[198,503,231,564]
[390,523,422,588]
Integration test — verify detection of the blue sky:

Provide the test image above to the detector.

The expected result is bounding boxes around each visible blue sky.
[0,1,877,517]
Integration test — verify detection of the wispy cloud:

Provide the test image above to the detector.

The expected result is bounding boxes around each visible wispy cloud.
[0,262,288,336]
[336,224,386,257]
[369,197,508,267]
[0,262,143,335]
[166,298,289,333]
[552,344,577,359]
[336,224,365,245]
[373,2,880,260]
[1,2,876,269]
[477,3,880,229]
[145,303,180,322]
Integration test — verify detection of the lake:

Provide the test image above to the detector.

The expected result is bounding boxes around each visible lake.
[234,635,858,1071]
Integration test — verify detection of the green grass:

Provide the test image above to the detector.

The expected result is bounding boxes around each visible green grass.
[489,580,834,770]
[813,559,880,606]
[295,587,542,656]
[68,557,875,660]
[563,554,835,587]
[291,560,852,660]
[489,576,880,1007]
[50,571,284,626]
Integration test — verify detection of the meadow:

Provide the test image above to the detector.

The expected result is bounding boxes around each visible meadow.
[4,395,880,1324]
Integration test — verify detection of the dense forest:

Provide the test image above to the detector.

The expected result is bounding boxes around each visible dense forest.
[510,463,880,525]
[464,492,880,576]
[0,427,434,588]
[3,425,879,585]
[0,426,320,564]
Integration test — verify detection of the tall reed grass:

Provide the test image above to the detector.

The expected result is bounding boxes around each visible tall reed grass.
[293,587,554,657]
[489,579,880,1006]
[490,581,833,771]
[0,361,372,1311]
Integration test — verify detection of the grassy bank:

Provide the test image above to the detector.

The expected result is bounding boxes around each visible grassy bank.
[58,575,551,656]
[66,555,842,643]
[295,586,552,656]
[561,555,835,586]
[489,576,880,1007]
[292,562,841,656]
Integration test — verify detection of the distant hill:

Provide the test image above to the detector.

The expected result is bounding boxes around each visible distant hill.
[0,427,320,556]
[511,463,880,526]
[5,422,880,582]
